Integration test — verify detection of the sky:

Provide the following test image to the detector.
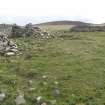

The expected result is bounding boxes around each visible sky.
[0,0,105,25]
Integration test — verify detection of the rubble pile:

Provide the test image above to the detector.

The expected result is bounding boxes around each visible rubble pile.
[11,23,50,38]
[0,23,51,55]
[0,34,18,56]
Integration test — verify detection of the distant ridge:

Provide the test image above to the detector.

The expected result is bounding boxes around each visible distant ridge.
[35,20,91,26]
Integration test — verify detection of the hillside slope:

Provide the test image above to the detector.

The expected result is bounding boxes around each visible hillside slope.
[35,20,91,26]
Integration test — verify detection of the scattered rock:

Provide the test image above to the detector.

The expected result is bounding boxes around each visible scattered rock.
[0,93,6,101]
[42,75,47,79]
[15,95,26,105]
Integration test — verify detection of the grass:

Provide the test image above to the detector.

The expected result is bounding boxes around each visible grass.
[0,31,105,104]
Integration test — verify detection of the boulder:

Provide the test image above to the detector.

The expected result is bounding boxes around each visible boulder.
[15,95,26,105]
[5,52,15,56]
[0,93,6,101]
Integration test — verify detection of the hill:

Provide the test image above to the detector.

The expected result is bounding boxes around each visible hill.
[35,20,91,26]
[34,20,91,31]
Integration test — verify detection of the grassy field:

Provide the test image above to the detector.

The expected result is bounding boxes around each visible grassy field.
[0,31,105,105]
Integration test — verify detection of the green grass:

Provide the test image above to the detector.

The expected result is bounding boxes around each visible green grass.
[0,31,105,105]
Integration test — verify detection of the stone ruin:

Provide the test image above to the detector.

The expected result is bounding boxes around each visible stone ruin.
[0,24,12,37]
[11,23,50,38]
[0,23,51,56]
[0,33,18,56]
[0,23,50,38]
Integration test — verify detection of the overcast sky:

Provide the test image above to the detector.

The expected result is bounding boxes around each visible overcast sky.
[0,0,105,25]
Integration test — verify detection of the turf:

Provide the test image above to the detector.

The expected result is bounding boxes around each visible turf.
[0,31,105,105]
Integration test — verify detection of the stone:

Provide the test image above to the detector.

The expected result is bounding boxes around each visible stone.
[36,96,42,102]
[41,102,47,105]
[0,34,18,55]
[15,95,26,105]
[50,100,57,105]
[29,87,36,91]
[5,52,15,56]
[0,93,6,101]
[52,89,60,97]
[10,48,18,52]
[54,81,59,85]
[35,96,43,105]
[42,75,47,79]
